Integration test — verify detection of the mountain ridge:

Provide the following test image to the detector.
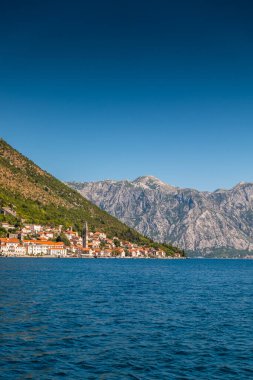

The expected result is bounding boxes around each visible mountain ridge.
[68,176,253,256]
[72,175,251,193]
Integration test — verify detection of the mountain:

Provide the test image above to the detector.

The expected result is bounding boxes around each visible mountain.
[68,176,253,257]
[0,139,182,256]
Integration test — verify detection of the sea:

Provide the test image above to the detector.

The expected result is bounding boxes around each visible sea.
[1,258,253,379]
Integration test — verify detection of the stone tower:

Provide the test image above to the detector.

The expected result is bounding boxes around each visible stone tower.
[82,222,88,248]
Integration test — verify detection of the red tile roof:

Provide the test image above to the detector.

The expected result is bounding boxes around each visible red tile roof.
[0,238,19,243]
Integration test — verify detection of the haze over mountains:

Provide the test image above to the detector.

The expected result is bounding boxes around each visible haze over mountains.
[68,176,253,256]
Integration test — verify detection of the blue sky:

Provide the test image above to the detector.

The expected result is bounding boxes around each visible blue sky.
[1,0,253,190]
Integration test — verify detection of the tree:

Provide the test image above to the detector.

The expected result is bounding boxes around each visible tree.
[113,238,120,247]
[99,240,106,249]
[55,233,70,246]
[0,227,7,238]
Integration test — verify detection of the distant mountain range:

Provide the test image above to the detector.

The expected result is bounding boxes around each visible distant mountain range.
[68,176,253,257]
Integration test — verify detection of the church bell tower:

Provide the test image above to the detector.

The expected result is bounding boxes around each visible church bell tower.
[82,222,88,248]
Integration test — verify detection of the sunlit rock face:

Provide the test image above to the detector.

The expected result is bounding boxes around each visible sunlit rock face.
[68,177,253,254]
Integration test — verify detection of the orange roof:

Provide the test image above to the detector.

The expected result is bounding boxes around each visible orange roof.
[115,248,124,252]
[0,238,19,243]
[23,240,64,246]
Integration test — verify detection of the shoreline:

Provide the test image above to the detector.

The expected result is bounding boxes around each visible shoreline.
[0,255,184,259]
[1,256,253,260]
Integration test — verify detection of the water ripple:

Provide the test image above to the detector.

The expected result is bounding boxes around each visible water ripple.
[1,258,253,379]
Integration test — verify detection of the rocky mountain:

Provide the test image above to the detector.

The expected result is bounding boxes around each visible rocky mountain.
[0,140,182,256]
[68,176,253,256]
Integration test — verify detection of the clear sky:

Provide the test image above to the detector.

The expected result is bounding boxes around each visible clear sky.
[1,0,253,191]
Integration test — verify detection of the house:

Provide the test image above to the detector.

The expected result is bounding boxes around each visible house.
[64,230,78,240]
[24,224,42,233]
[38,231,54,240]
[72,246,93,257]
[129,248,141,257]
[103,249,112,257]
[49,246,68,257]
[94,248,102,257]
[21,226,32,235]
[123,242,134,250]
[70,237,82,246]
[157,250,166,258]
[31,225,43,233]
[139,248,149,257]
[0,207,17,217]
[114,248,125,257]
[8,233,20,239]
[1,222,15,230]
[0,238,25,256]
[93,231,107,239]
[80,247,93,257]
[90,239,100,248]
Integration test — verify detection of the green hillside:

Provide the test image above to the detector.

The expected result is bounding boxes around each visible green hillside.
[0,139,183,256]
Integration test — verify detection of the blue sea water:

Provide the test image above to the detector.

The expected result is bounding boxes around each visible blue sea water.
[1,258,253,379]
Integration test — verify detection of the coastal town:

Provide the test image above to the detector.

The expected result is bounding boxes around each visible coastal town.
[0,215,178,258]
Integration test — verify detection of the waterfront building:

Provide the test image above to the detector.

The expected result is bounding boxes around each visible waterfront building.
[0,238,26,256]
[23,240,66,256]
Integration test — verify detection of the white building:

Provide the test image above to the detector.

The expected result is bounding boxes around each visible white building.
[23,240,66,256]
[23,224,43,233]
[0,238,26,256]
